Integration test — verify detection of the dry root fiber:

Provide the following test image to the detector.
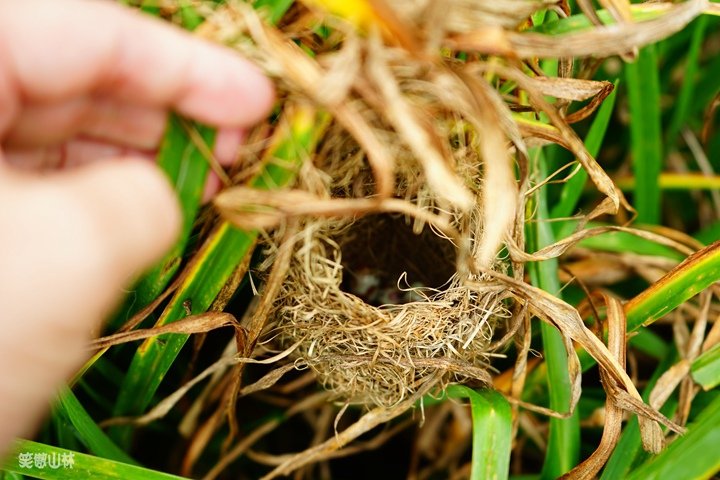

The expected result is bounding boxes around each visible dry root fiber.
[269,215,510,408]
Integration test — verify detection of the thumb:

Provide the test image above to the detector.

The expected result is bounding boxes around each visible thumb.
[0,159,180,450]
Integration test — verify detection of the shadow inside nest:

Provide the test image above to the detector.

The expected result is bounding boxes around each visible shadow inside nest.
[339,213,457,306]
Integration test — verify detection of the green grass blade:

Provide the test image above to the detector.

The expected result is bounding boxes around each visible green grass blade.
[625,240,720,330]
[139,116,214,303]
[691,344,720,390]
[527,149,580,479]
[625,46,663,225]
[110,106,329,445]
[446,386,512,480]
[572,226,685,261]
[666,17,709,150]
[51,412,80,455]
[626,393,720,480]
[2,440,187,480]
[551,80,618,221]
[54,388,137,465]
[110,224,256,446]
[254,0,295,25]
[177,0,204,30]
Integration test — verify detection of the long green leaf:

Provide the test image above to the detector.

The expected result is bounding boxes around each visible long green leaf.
[626,46,663,225]
[0,471,24,480]
[447,386,512,480]
[54,388,136,465]
[527,149,580,479]
[2,440,188,480]
[625,240,720,331]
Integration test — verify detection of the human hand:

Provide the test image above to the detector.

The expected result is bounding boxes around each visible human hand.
[0,0,274,453]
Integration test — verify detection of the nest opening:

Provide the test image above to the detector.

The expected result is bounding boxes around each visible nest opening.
[339,213,457,306]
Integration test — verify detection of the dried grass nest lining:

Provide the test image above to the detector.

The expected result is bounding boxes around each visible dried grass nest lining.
[269,216,512,408]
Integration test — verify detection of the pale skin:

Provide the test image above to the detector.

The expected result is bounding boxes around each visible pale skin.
[0,0,274,455]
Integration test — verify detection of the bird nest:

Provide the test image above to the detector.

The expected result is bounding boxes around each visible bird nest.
[269,213,511,407]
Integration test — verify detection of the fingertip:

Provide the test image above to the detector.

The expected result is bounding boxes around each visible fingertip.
[214,128,246,166]
[221,53,276,123]
[177,45,275,127]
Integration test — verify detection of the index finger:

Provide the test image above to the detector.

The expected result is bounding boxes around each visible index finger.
[0,0,274,136]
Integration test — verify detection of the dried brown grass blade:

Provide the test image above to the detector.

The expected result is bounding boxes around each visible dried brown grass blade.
[89,313,239,350]
[223,222,300,446]
[479,64,630,220]
[480,271,683,448]
[649,360,691,411]
[507,225,694,263]
[365,35,474,210]
[178,340,237,439]
[448,0,706,59]
[366,0,423,53]
[183,408,225,476]
[526,77,612,102]
[560,295,624,479]
[599,0,634,23]
[101,355,242,429]
[577,0,604,27]
[563,81,615,124]
[239,363,300,397]
[249,418,413,467]
[214,187,460,241]
[451,69,518,268]
[240,222,299,354]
